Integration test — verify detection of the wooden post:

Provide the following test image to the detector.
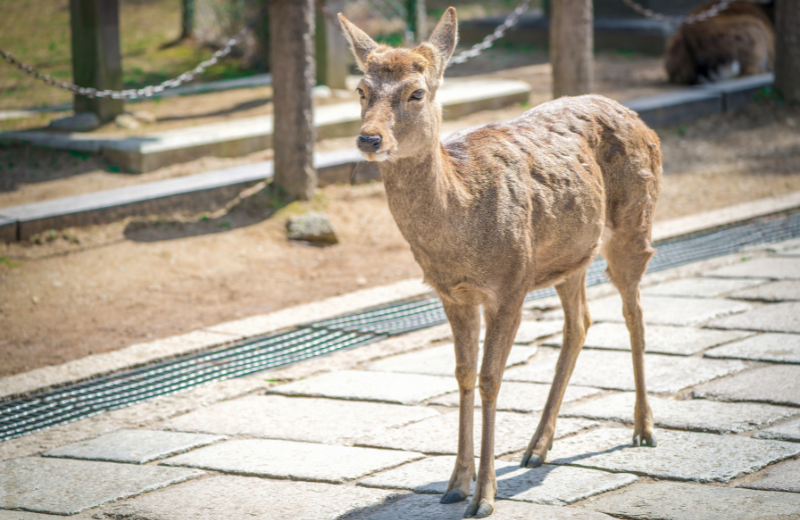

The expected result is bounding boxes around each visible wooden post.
[69,0,124,123]
[270,0,317,200]
[775,0,800,103]
[315,0,348,89]
[550,0,593,98]
[181,0,195,40]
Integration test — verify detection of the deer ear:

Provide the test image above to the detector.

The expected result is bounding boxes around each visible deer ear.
[426,7,458,77]
[338,13,378,72]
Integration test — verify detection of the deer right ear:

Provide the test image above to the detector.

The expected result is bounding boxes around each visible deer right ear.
[338,13,378,72]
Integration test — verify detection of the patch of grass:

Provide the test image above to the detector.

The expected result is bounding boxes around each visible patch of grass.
[0,257,20,268]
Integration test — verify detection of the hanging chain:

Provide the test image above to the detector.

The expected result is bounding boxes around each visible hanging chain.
[621,0,770,26]
[447,0,531,67]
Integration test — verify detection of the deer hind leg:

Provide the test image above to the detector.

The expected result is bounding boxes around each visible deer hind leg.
[440,301,480,505]
[603,227,657,447]
[522,266,590,468]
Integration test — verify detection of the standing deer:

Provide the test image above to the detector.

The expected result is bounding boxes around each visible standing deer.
[340,8,661,518]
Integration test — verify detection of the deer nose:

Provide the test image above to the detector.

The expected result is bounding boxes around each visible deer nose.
[357,135,382,149]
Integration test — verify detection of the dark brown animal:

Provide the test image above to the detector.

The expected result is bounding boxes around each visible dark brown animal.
[665,0,775,84]
[340,8,662,518]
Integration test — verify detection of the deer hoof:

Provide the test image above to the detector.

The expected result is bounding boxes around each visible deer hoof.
[632,431,657,447]
[441,489,469,504]
[521,453,543,468]
[465,499,494,518]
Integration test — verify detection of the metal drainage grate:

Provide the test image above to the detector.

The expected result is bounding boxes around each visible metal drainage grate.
[1,210,799,442]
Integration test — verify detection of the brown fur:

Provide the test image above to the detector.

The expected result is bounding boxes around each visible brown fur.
[340,8,662,518]
[665,0,774,85]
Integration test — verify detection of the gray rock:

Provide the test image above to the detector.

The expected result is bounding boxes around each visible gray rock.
[268,370,458,405]
[692,365,800,406]
[43,429,225,464]
[0,457,202,515]
[549,427,800,482]
[83,475,395,520]
[642,277,767,298]
[357,410,598,456]
[709,302,800,333]
[740,458,800,493]
[159,394,438,443]
[730,280,800,301]
[130,110,157,124]
[753,417,800,442]
[704,333,800,363]
[704,257,800,279]
[542,295,750,326]
[359,456,636,506]
[162,438,422,484]
[561,392,799,433]
[503,348,748,393]
[115,113,141,130]
[287,213,338,244]
[350,493,615,520]
[365,344,536,377]
[582,481,800,520]
[429,381,601,413]
[48,112,100,132]
[544,322,752,356]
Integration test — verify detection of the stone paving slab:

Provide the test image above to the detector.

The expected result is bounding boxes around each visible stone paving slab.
[0,457,203,515]
[268,370,458,405]
[481,320,565,344]
[642,277,767,298]
[704,257,800,279]
[358,456,636,506]
[350,493,616,520]
[704,333,800,364]
[161,439,423,484]
[365,345,536,377]
[753,417,800,442]
[730,280,800,301]
[692,365,800,406]
[544,322,752,356]
[561,392,799,433]
[740,458,800,493]
[503,349,748,393]
[582,481,800,520]
[542,295,750,326]
[428,382,602,413]
[159,395,439,443]
[42,429,226,464]
[78,475,397,520]
[357,410,598,456]
[709,301,800,333]
[767,237,800,254]
[548,427,800,482]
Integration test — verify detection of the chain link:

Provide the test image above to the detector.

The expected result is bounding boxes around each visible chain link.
[621,0,769,26]
[447,0,532,67]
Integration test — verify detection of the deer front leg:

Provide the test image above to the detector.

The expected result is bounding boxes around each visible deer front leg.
[440,301,480,505]
[466,299,523,518]
[522,268,589,468]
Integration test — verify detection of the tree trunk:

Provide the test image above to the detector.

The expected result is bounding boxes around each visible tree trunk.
[270,0,317,200]
[550,0,593,98]
[181,0,195,40]
[315,0,347,89]
[775,0,800,103]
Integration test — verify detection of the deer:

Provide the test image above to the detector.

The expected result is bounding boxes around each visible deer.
[339,8,661,518]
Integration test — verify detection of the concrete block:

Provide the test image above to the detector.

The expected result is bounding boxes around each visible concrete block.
[623,89,723,127]
[642,277,768,298]
[429,381,601,413]
[0,457,202,515]
[692,365,800,406]
[504,348,748,393]
[544,322,752,356]
[0,215,16,243]
[159,395,439,443]
[582,481,800,520]
[162,439,423,484]
[359,456,636,506]
[365,344,536,377]
[357,410,598,456]
[709,302,800,333]
[268,370,458,405]
[561,392,799,433]
[549,428,800,482]
[704,257,800,279]
[705,333,800,364]
[84,475,396,520]
[753,417,800,442]
[730,280,800,302]
[43,429,226,464]
[740,458,800,493]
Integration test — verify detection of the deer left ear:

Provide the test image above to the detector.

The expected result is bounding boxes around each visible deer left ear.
[425,7,458,78]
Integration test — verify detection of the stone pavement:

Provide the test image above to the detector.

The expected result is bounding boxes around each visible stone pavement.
[1,244,799,519]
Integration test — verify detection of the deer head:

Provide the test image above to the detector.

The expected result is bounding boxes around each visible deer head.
[338,8,458,162]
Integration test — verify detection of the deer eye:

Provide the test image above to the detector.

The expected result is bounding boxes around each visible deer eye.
[356,88,365,99]
[410,89,425,101]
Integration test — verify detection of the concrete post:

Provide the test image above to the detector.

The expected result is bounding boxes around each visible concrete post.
[315,0,348,90]
[775,0,800,103]
[550,0,593,98]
